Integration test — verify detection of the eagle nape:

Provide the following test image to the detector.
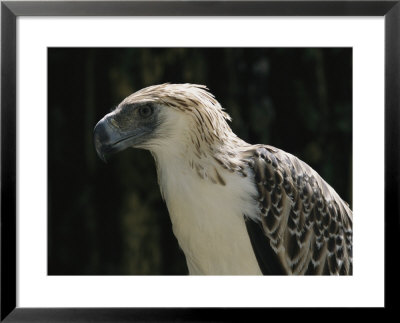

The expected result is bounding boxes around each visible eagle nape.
[93,83,353,276]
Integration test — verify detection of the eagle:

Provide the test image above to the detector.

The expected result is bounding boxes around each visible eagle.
[94,83,353,275]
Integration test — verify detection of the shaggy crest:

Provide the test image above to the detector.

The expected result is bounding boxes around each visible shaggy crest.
[122,83,232,139]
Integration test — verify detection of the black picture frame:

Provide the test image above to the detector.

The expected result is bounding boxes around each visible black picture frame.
[1,0,398,321]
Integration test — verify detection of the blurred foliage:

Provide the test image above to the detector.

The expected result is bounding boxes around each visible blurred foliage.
[48,48,352,275]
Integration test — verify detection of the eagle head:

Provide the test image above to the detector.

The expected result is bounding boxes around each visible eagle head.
[94,83,235,163]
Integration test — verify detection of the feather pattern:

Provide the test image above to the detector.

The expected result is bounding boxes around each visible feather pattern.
[241,145,353,275]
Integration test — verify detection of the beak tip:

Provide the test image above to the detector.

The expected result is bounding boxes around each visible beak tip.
[101,153,108,164]
[94,121,109,163]
[94,145,108,164]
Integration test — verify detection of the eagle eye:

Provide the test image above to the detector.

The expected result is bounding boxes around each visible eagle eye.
[138,105,153,118]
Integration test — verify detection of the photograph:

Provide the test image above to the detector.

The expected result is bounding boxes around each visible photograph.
[2,0,396,319]
[48,47,352,276]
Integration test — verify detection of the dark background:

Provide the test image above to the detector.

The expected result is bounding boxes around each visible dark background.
[48,48,352,275]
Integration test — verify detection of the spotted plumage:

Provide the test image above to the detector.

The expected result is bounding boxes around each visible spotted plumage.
[241,146,352,275]
[94,83,352,275]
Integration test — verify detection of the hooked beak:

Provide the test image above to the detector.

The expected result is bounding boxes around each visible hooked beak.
[93,118,118,162]
[93,117,142,163]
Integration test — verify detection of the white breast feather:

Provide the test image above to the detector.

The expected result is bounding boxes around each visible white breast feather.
[154,149,261,275]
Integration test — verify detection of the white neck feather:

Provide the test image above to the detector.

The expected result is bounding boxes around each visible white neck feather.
[149,123,261,274]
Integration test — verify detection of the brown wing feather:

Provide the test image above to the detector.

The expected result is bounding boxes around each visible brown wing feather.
[242,145,353,275]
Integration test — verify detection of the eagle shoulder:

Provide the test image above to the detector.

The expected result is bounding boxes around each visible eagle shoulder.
[241,145,353,275]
